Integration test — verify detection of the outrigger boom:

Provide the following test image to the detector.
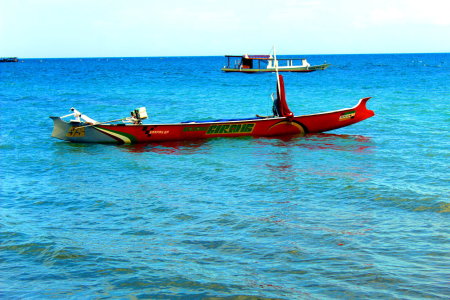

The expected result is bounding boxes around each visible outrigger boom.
[50,75,374,144]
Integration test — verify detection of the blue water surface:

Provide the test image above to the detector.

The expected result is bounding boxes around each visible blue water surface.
[1,54,449,299]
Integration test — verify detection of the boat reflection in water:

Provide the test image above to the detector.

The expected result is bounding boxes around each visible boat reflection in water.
[119,133,374,155]
[119,139,210,155]
[253,133,374,153]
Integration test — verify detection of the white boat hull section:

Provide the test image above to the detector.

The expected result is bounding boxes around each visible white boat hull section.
[50,117,117,143]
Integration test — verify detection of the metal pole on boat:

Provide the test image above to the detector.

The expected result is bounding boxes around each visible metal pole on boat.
[273,46,281,93]
[75,117,128,129]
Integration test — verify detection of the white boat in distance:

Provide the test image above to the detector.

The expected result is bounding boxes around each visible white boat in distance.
[221,54,330,73]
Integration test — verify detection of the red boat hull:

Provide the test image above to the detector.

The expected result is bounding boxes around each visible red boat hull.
[51,98,374,144]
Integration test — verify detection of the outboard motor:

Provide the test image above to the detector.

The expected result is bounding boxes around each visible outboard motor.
[130,107,148,124]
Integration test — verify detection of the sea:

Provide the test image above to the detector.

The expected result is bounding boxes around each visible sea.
[0,53,449,299]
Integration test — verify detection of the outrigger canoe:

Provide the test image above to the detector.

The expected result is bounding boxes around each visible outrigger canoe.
[50,75,374,144]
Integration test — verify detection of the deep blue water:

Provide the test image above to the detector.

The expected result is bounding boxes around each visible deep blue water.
[1,54,449,299]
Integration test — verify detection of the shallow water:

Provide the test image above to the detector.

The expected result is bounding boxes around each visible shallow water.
[1,54,449,299]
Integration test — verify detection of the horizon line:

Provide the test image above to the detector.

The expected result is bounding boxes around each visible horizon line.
[11,51,450,60]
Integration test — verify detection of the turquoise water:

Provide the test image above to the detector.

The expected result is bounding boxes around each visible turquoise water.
[1,54,449,299]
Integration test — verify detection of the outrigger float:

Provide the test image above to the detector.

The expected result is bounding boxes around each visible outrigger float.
[221,54,330,73]
[50,75,374,144]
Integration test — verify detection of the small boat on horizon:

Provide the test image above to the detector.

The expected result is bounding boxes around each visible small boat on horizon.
[50,74,374,144]
[0,57,19,63]
[221,54,330,73]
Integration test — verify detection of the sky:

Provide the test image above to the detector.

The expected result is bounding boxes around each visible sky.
[1,0,449,58]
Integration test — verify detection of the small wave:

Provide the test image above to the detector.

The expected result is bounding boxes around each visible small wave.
[0,241,89,265]
[414,201,450,213]
[121,230,155,236]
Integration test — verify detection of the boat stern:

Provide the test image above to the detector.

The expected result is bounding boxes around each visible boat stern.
[50,116,127,143]
[50,116,74,141]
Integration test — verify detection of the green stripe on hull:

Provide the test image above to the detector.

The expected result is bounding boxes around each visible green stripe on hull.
[94,127,137,144]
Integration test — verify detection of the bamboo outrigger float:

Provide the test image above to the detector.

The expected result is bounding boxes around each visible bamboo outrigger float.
[50,75,374,144]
